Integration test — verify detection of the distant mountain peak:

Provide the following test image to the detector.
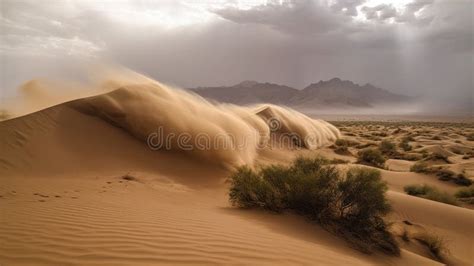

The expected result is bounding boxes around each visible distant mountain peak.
[235,80,259,88]
[189,78,410,108]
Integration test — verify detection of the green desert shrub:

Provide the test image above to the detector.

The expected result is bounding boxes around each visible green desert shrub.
[357,148,386,168]
[455,185,474,204]
[335,139,348,147]
[229,158,399,255]
[436,169,455,181]
[333,139,353,155]
[379,140,396,155]
[410,161,431,173]
[424,152,449,163]
[403,184,458,206]
[455,185,474,198]
[453,174,472,186]
[404,184,433,196]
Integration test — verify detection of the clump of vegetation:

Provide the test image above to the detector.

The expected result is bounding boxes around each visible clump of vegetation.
[410,163,472,186]
[329,158,349,164]
[332,138,358,155]
[423,152,449,163]
[453,174,472,186]
[335,139,348,146]
[435,169,455,181]
[404,184,432,196]
[379,140,397,156]
[403,184,458,206]
[455,185,474,204]
[455,185,474,198]
[334,145,349,155]
[414,232,448,261]
[229,157,399,255]
[357,148,386,168]
[410,161,432,173]
[399,137,412,152]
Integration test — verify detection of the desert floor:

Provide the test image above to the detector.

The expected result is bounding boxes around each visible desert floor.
[1,102,473,265]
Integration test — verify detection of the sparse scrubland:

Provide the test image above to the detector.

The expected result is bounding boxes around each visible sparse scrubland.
[229,157,399,255]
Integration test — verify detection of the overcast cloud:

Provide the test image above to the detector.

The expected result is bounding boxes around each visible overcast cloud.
[0,0,472,114]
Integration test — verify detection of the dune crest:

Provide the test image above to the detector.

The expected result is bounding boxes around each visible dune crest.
[70,77,340,167]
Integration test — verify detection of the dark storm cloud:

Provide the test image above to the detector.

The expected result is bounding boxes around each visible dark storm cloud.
[213,0,353,35]
[0,0,472,114]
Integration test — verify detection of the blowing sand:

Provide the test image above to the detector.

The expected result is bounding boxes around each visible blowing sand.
[1,75,473,265]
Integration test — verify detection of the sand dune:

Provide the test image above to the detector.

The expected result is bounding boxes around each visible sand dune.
[1,78,473,265]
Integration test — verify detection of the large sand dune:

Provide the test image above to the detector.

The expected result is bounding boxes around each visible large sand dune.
[1,79,473,265]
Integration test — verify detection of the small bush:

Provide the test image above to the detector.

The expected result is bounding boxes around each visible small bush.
[329,158,349,164]
[455,185,474,198]
[333,139,353,155]
[335,139,348,147]
[229,157,399,255]
[454,174,472,186]
[403,184,458,206]
[410,161,431,173]
[414,232,448,260]
[436,169,455,181]
[424,152,449,163]
[379,140,396,155]
[399,137,412,152]
[357,148,386,168]
[425,190,458,206]
[404,184,433,196]
[334,145,349,155]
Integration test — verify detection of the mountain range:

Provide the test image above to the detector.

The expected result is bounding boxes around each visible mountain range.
[189,78,411,108]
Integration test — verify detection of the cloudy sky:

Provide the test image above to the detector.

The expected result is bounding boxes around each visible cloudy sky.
[1,0,472,114]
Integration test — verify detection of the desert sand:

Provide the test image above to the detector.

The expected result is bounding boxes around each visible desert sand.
[1,77,473,265]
